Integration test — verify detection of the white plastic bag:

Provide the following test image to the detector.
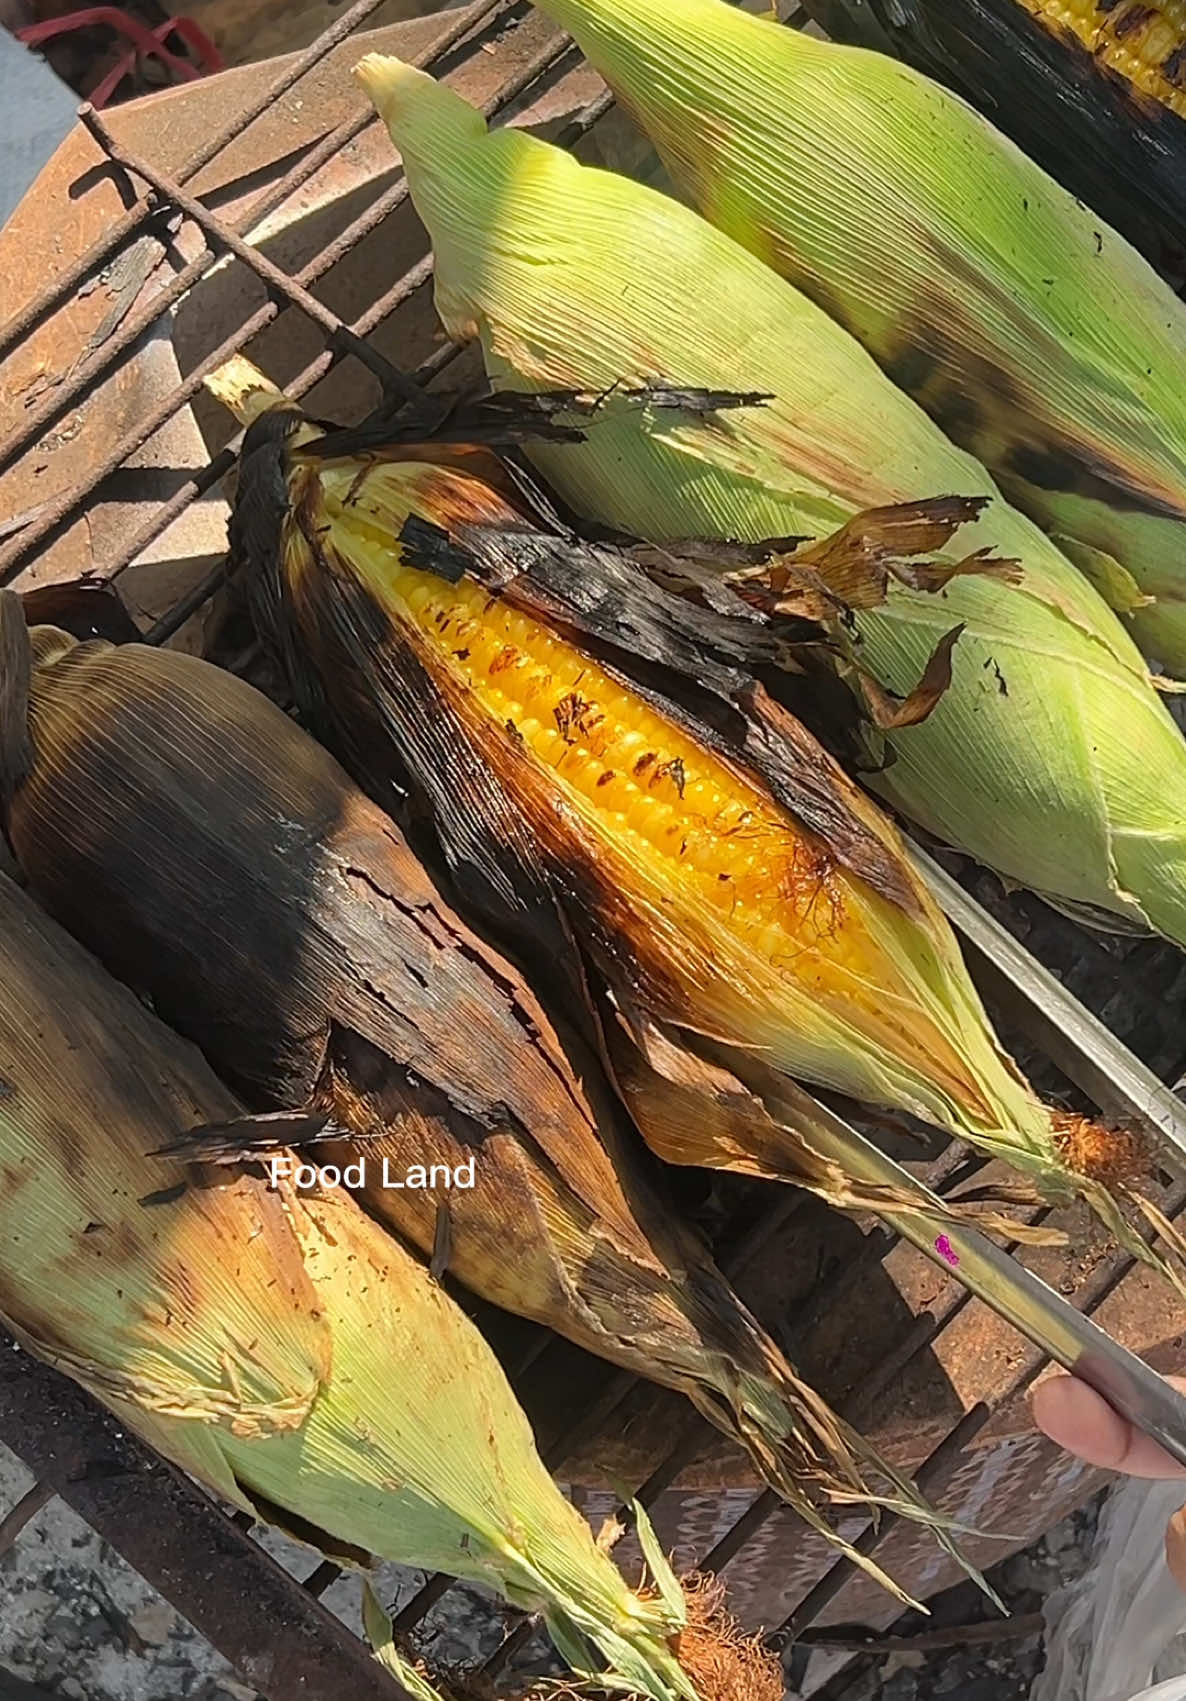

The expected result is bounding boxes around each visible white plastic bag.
[1033,1480,1186,1701]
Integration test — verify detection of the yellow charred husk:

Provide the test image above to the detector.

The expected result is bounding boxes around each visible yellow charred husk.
[301,451,1061,1177]
[1025,1,1186,114]
[353,51,1186,958]
[7,619,964,1597]
[0,870,699,1701]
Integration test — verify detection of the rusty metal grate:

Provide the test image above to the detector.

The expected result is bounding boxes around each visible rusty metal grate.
[3,4,1186,1698]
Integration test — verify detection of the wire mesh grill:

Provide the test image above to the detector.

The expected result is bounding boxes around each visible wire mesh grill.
[2,4,1185,1698]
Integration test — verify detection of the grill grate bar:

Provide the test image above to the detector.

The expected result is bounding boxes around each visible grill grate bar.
[0,26,591,588]
[0,1339,414,1701]
[78,105,415,399]
[0,0,414,363]
[304,1560,344,1600]
[0,0,518,570]
[85,68,615,629]
[0,1479,54,1559]
[770,1177,1186,1646]
[776,1405,997,1653]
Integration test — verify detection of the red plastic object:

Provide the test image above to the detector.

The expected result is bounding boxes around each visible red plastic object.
[15,8,223,107]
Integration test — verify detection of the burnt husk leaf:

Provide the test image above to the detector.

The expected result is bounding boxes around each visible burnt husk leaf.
[17,578,142,645]
[0,591,33,812]
[154,1108,335,1161]
[3,624,931,1556]
[855,625,965,731]
[308,383,772,460]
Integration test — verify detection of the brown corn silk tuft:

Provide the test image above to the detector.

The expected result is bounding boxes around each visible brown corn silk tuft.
[1052,1113,1149,1187]
[392,1572,783,1701]
[512,1575,784,1701]
[668,1575,784,1701]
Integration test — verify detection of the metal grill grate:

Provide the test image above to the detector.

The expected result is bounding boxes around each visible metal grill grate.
[2,5,1186,1698]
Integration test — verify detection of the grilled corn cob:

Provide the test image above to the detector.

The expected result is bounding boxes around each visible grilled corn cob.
[0,869,698,1701]
[2,604,958,1601]
[208,364,1178,1301]
[1026,0,1186,113]
[355,54,1186,958]
[528,0,1186,673]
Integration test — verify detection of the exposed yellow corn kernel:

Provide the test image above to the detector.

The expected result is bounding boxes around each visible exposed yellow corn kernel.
[1023,0,1186,115]
[327,482,990,1114]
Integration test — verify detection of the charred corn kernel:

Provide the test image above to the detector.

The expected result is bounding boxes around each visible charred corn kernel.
[216,355,1186,1340]
[331,484,951,1012]
[354,52,1186,960]
[7,595,968,1607]
[1025,1,1186,114]
[0,871,699,1701]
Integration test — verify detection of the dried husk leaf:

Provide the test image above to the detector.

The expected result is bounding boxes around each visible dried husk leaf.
[602,1006,1062,1249]
[355,54,1186,954]
[0,877,698,1701]
[3,616,954,1601]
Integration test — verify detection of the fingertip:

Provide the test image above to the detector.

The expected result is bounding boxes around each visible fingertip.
[1031,1373,1130,1470]
[1167,1504,1186,1595]
[1031,1373,1186,1478]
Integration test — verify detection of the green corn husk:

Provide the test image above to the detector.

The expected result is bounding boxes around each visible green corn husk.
[801,0,1186,271]
[202,361,1185,1313]
[0,871,702,1701]
[2,599,964,1605]
[355,53,1186,956]
[532,0,1186,673]
[363,1585,457,1701]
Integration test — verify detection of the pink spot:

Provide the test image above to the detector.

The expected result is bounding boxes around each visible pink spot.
[935,1234,960,1268]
